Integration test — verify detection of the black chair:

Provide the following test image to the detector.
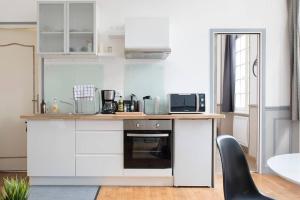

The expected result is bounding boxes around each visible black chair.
[216,135,274,200]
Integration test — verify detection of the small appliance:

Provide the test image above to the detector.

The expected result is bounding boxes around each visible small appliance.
[169,93,205,113]
[101,90,117,114]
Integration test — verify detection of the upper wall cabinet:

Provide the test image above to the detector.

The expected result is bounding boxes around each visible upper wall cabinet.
[38,2,66,53]
[37,1,97,55]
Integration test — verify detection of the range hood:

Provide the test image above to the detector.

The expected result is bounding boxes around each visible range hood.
[125,18,171,59]
[125,48,171,59]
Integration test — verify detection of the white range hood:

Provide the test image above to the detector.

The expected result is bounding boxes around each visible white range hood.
[125,18,171,59]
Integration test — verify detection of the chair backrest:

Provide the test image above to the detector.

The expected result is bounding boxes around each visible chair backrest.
[216,135,259,200]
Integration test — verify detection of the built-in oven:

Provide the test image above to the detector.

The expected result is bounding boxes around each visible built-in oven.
[124,120,172,169]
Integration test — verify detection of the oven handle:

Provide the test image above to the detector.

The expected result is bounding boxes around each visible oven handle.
[126,133,169,137]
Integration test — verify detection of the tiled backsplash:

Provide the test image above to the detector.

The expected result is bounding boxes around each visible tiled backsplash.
[44,62,167,114]
[44,63,103,113]
[124,63,167,114]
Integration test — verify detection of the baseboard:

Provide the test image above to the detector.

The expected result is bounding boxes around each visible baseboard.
[0,158,27,171]
[30,176,174,186]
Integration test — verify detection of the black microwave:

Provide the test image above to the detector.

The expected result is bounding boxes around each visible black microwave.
[168,93,205,113]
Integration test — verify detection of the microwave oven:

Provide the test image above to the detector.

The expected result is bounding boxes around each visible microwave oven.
[168,93,205,113]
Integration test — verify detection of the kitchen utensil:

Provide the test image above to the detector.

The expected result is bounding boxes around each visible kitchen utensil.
[130,94,137,112]
[124,100,132,112]
[102,90,115,101]
[143,95,152,114]
[101,90,117,114]
[81,46,88,52]
[102,101,117,114]
[124,103,130,112]
[73,85,98,114]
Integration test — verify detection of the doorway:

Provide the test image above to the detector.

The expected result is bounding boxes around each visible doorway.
[211,30,265,173]
[0,27,38,171]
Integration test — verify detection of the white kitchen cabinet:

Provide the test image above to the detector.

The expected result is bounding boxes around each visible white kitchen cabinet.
[27,120,75,176]
[76,120,123,131]
[37,1,97,55]
[38,2,66,53]
[174,120,213,186]
[68,2,96,54]
[76,131,123,154]
[75,120,124,177]
[76,155,123,176]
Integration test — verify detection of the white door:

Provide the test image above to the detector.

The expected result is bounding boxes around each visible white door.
[0,28,37,171]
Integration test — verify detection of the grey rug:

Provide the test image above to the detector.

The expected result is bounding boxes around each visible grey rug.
[29,186,100,200]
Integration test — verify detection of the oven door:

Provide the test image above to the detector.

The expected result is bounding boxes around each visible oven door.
[124,130,172,169]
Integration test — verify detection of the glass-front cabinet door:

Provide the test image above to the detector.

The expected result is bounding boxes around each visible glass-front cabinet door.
[38,2,66,53]
[68,2,95,54]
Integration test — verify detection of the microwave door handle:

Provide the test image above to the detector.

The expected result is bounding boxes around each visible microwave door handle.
[196,94,200,112]
[127,133,169,137]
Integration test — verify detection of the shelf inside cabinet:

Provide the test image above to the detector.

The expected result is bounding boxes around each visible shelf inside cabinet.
[40,32,64,34]
[69,32,93,34]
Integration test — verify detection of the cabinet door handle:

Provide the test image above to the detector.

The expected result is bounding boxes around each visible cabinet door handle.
[252,58,258,78]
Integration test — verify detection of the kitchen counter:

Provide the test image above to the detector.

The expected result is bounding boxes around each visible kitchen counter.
[20,113,225,120]
[24,112,223,187]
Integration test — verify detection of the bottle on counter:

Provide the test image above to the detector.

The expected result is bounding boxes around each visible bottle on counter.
[40,99,47,114]
[117,96,124,112]
[51,97,59,113]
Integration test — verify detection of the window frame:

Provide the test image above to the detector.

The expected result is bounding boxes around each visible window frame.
[234,35,250,114]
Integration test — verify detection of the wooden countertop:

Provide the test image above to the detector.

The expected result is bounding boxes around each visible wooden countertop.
[20,113,225,120]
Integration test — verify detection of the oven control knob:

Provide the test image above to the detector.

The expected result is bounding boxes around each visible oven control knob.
[155,123,160,128]
[136,123,140,128]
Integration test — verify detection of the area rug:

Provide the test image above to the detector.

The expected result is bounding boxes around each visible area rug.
[29,186,100,200]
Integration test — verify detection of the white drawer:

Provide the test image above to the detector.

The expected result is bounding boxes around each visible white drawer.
[76,120,123,131]
[76,131,123,154]
[76,155,123,176]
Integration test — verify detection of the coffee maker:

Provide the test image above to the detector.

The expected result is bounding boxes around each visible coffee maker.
[101,90,117,114]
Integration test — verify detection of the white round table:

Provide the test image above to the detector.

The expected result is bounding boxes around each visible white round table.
[267,153,300,185]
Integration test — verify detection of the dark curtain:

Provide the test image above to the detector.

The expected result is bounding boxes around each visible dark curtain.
[222,35,236,112]
[289,0,300,120]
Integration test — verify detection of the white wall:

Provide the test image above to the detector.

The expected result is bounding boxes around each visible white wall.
[0,0,36,22]
[1,0,290,108]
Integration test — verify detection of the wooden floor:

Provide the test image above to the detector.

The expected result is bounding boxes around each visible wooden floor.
[98,174,300,200]
[1,172,300,200]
